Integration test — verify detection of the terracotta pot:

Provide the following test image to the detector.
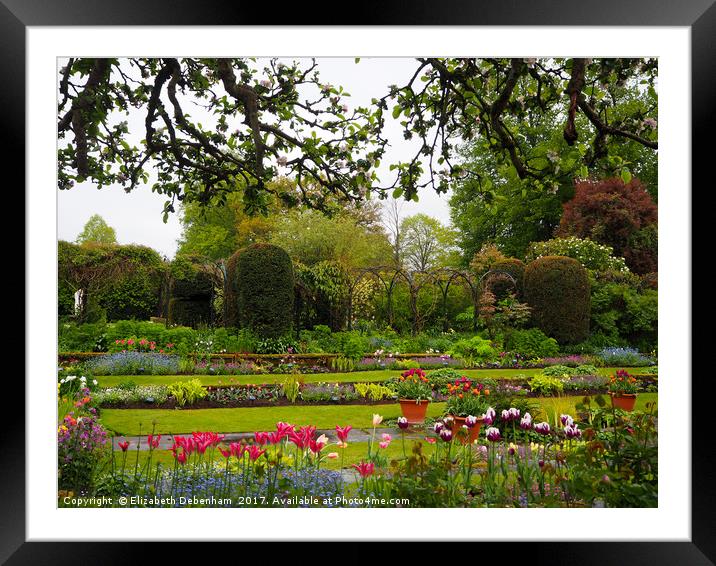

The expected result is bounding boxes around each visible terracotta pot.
[399,399,430,424]
[448,415,485,444]
[610,393,637,411]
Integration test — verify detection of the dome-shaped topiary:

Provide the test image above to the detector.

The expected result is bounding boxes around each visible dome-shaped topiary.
[524,255,590,345]
[227,243,294,337]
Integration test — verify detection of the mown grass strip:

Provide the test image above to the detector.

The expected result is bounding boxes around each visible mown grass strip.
[100,393,657,436]
[95,367,646,388]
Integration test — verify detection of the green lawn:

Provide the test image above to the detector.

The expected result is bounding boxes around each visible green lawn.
[94,367,638,388]
[100,393,657,436]
[100,402,447,436]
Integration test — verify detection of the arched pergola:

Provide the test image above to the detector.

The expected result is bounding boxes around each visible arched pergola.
[346,266,520,335]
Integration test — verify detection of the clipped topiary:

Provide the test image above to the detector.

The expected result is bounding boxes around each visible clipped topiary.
[524,255,590,345]
[229,243,294,338]
[488,258,526,299]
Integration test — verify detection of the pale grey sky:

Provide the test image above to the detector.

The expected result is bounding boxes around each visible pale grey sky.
[57,58,454,258]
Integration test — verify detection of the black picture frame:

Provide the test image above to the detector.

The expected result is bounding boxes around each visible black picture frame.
[8,0,708,561]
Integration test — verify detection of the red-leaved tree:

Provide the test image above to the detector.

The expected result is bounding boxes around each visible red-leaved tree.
[557,178,657,274]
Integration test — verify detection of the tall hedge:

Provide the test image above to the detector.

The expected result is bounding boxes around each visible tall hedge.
[168,255,214,327]
[224,250,242,329]
[489,258,526,299]
[58,241,166,322]
[227,243,294,337]
[524,255,590,345]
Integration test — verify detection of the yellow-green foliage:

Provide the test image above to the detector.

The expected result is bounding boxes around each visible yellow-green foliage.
[354,382,396,401]
[281,375,301,403]
[330,356,355,372]
[167,379,207,407]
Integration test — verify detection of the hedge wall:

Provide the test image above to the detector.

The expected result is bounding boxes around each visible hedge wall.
[524,255,590,345]
[228,243,294,338]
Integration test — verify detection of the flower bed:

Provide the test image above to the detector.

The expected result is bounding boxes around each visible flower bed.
[60,401,658,508]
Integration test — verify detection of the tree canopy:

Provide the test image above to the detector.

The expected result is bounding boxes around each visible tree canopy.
[58,58,658,221]
[76,214,117,245]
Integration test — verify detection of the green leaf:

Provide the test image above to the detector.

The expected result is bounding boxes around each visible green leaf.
[392,105,402,119]
[620,169,632,183]
[392,187,404,199]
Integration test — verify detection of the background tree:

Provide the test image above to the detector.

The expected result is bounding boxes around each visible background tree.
[446,64,658,262]
[76,214,117,245]
[557,178,657,274]
[400,213,459,271]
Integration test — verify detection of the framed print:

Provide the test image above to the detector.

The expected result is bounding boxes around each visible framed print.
[6,0,710,561]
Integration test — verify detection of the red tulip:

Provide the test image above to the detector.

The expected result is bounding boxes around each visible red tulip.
[276,422,295,437]
[245,445,266,461]
[335,425,352,443]
[267,431,285,444]
[147,434,161,449]
[352,461,375,478]
[118,441,130,452]
[219,446,232,459]
[254,432,270,445]
[175,451,187,464]
[230,442,245,458]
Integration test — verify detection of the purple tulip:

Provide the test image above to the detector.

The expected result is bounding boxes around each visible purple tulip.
[483,407,496,425]
[486,427,502,442]
[397,417,409,430]
[465,415,478,428]
[433,421,445,433]
[519,412,532,430]
[560,414,574,427]
[564,423,582,439]
[439,428,453,442]
[534,422,551,435]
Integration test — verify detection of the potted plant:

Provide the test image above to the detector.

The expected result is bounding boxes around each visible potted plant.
[394,368,433,424]
[608,369,639,411]
[444,376,491,443]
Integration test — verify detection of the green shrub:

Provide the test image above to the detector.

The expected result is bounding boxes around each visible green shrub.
[59,241,167,322]
[574,364,599,376]
[524,256,591,345]
[542,365,575,378]
[505,328,559,359]
[229,243,294,338]
[528,374,565,395]
[447,336,497,367]
[340,334,366,361]
[525,237,629,273]
[58,321,107,352]
[254,335,299,354]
